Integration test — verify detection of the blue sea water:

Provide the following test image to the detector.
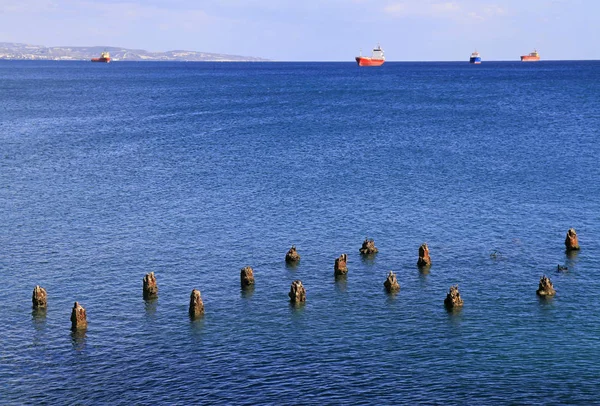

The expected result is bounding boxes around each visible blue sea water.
[1,60,600,404]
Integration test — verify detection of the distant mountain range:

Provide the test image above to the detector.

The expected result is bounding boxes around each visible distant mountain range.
[0,42,268,62]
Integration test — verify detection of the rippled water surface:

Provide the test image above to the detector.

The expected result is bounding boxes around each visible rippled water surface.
[1,60,600,404]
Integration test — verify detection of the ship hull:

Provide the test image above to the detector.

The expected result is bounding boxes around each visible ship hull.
[520,56,540,62]
[469,57,481,64]
[91,57,111,63]
[355,56,384,67]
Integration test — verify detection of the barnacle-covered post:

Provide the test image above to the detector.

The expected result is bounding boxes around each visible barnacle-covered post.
[334,254,348,276]
[383,271,400,293]
[32,285,47,309]
[565,228,580,251]
[143,272,158,300]
[289,280,306,304]
[417,243,431,267]
[70,302,87,331]
[189,289,205,319]
[240,266,255,288]
[444,285,463,309]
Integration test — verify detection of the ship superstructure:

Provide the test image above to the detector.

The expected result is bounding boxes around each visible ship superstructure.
[91,51,111,63]
[355,44,385,66]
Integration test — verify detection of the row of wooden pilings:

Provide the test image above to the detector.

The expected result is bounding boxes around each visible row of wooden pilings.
[31,228,581,331]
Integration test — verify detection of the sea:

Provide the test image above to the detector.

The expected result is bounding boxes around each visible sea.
[1,60,599,405]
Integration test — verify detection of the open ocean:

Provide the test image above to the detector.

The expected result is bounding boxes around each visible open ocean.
[1,60,600,404]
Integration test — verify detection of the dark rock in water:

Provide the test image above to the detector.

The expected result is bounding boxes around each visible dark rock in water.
[359,238,378,255]
[289,280,306,303]
[240,266,255,288]
[444,285,463,309]
[536,275,556,296]
[383,271,400,293]
[32,285,47,309]
[565,228,580,251]
[70,302,87,331]
[189,289,205,319]
[557,264,568,272]
[417,243,431,267]
[143,272,158,300]
[285,246,301,263]
[334,254,348,276]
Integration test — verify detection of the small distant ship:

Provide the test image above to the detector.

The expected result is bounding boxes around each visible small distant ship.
[91,51,111,63]
[469,50,481,64]
[355,44,385,66]
[520,49,540,62]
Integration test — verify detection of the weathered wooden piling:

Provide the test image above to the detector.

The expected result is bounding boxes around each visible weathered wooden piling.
[70,302,87,331]
[383,271,400,293]
[444,285,463,309]
[240,266,255,288]
[32,285,47,309]
[143,272,158,300]
[285,246,301,263]
[334,254,348,276]
[359,238,378,255]
[417,243,431,267]
[189,289,205,319]
[289,280,306,304]
[565,228,580,251]
[536,275,556,296]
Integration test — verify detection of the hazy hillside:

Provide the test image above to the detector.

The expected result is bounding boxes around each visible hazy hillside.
[0,43,268,61]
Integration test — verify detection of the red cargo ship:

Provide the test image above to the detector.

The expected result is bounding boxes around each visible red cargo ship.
[91,51,111,63]
[520,49,540,62]
[355,44,385,66]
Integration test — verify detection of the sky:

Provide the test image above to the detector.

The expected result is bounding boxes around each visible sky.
[0,0,598,61]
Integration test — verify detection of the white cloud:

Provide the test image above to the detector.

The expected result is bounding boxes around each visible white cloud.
[383,3,407,14]
[383,1,461,17]
[383,0,509,22]
[1,0,58,13]
[431,2,460,13]
[483,5,506,16]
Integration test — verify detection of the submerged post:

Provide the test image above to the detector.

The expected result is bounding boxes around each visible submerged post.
[189,289,205,319]
[334,254,348,276]
[289,280,306,304]
[565,228,580,251]
[143,272,158,300]
[70,302,87,331]
[359,238,378,255]
[285,246,301,263]
[383,271,400,293]
[417,243,431,267]
[444,285,463,309]
[32,285,47,309]
[240,266,255,288]
[536,275,556,296]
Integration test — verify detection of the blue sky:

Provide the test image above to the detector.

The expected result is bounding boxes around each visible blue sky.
[0,0,597,61]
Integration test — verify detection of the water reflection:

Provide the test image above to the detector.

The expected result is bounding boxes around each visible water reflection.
[385,289,399,304]
[334,274,348,293]
[418,265,431,276]
[360,254,376,267]
[285,262,299,271]
[289,301,306,314]
[445,307,463,327]
[144,298,158,318]
[71,329,87,351]
[565,249,580,265]
[32,308,47,329]
[537,295,556,307]
[241,285,255,299]
[32,308,47,346]
[189,315,205,339]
